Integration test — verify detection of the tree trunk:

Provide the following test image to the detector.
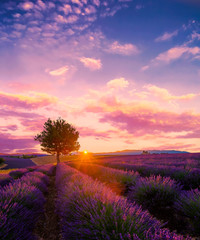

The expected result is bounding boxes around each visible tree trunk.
[56,153,60,164]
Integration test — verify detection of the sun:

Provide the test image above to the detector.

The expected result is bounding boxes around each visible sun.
[83,150,88,154]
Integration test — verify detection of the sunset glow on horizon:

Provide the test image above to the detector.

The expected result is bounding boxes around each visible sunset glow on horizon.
[0,0,200,153]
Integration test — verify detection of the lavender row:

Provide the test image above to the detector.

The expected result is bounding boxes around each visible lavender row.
[0,164,55,190]
[68,162,200,236]
[99,162,200,190]
[0,168,30,188]
[67,162,182,209]
[96,153,200,169]
[0,169,50,240]
[68,162,139,193]
[174,188,200,234]
[56,163,190,240]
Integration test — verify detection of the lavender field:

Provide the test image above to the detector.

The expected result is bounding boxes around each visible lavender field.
[1,153,200,239]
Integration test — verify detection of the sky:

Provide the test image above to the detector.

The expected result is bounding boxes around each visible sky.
[0,0,200,153]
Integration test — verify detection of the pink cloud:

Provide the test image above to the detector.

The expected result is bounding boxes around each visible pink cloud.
[93,0,100,6]
[145,84,198,101]
[107,77,129,90]
[19,2,34,11]
[154,46,200,63]
[0,125,18,131]
[8,82,53,92]
[154,143,196,151]
[176,130,200,138]
[20,118,47,132]
[37,0,46,10]
[99,110,200,136]
[80,57,102,70]
[155,30,178,42]
[0,91,57,110]
[49,66,69,76]
[107,41,139,55]
[0,132,37,153]
[84,5,96,14]
[78,126,116,139]
[0,109,42,118]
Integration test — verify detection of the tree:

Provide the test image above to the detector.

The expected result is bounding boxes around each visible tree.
[34,118,80,164]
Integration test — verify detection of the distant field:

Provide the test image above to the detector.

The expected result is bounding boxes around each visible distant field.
[1,152,200,239]
[31,152,200,167]
[31,155,80,165]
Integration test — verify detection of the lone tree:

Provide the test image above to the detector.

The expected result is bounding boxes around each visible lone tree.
[34,118,80,164]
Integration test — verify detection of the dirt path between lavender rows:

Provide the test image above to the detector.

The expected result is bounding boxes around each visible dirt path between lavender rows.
[34,167,61,240]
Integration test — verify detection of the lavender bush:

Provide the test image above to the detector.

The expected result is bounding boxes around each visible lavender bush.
[0,200,37,240]
[35,164,55,175]
[56,163,190,240]
[175,188,200,234]
[68,162,139,190]
[102,162,199,190]
[128,175,182,211]
[19,172,49,193]
[0,174,12,188]
[9,169,28,179]
[0,171,48,239]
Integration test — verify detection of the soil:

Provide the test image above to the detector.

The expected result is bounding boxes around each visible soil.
[34,168,61,240]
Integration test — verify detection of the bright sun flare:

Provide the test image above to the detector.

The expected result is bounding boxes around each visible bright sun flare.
[84,150,88,154]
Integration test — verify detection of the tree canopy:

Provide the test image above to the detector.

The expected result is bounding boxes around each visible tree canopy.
[34,118,80,163]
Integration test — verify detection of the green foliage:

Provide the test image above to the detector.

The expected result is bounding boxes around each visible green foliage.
[0,157,5,165]
[22,155,37,159]
[34,118,80,162]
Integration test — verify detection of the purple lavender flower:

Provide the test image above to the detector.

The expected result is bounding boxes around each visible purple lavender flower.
[174,188,200,233]
[56,163,189,240]
[127,175,182,211]
[145,228,191,240]
[9,169,28,179]
[0,169,47,240]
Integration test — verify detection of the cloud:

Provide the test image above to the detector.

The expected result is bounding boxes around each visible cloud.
[93,0,100,6]
[83,83,200,138]
[154,46,200,63]
[20,2,34,11]
[78,127,114,139]
[20,118,46,131]
[0,132,37,153]
[145,84,199,101]
[176,130,200,138]
[0,91,58,110]
[140,65,149,71]
[8,81,53,92]
[79,57,102,70]
[84,5,96,14]
[191,32,200,41]
[37,0,46,10]
[155,30,178,42]
[13,24,26,30]
[71,0,83,6]
[49,66,69,76]
[107,77,129,90]
[154,142,196,151]
[107,41,139,55]
[0,109,43,119]
[59,4,72,14]
[99,110,200,136]
[55,14,79,24]
[0,125,18,131]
